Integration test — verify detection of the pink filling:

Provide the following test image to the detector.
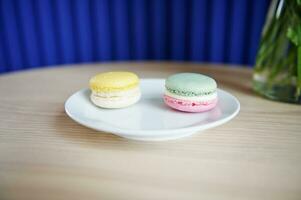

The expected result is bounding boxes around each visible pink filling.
[164,95,218,112]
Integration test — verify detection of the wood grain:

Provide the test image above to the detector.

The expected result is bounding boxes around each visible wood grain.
[0,62,301,200]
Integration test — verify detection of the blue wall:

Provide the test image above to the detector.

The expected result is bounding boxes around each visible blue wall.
[0,0,270,73]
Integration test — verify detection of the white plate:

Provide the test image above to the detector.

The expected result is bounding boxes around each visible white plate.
[65,79,240,141]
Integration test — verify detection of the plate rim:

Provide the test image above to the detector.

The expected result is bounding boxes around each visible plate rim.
[65,79,240,137]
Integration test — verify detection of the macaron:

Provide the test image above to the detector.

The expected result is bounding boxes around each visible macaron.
[89,71,141,108]
[163,73,218,112]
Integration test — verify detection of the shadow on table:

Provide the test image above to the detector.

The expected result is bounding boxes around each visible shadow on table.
[54,111,188,150]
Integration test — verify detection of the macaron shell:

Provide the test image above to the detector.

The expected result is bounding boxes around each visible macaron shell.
[165,73,217,96]
[164,95,218,112]
[90,71,139,92]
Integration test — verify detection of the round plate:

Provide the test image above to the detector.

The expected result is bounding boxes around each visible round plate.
[65,79,240,141]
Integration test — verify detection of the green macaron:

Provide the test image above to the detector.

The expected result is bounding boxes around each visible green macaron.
[165,73,217,96]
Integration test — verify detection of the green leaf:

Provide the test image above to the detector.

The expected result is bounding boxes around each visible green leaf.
[287,26,301,46]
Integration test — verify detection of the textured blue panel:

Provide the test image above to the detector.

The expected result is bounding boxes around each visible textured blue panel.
[74,0,93,62]
[0,2,8,72]
[92,0,113,61]
[190,0,208,61]
[0,0,271,73]
[17,0,41,68]
[170,0,188,60]
[248,0,269,65]
[54,0,76,63]
[1,0,25,71]
[0,32,8,73]
[111,0,131,60]
[209,0,228,62]
[151,0,168,60]
[0,35,7,73]
[131,0,149,60]
[35,0,58,65]
[228,0,249,64]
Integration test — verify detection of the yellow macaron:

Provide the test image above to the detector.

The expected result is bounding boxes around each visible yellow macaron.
[90,71,139,92]
[89,71,141,108]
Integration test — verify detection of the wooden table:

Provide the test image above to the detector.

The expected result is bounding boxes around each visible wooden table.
[0,62,301,200]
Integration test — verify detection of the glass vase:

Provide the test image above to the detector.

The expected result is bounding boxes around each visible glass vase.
[253,0,301,103]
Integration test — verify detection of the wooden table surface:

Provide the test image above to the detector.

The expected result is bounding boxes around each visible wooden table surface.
[0,62,301,200]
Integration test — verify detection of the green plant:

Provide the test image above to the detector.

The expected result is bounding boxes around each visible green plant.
[253,0,301,103]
